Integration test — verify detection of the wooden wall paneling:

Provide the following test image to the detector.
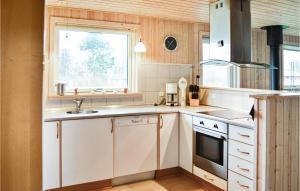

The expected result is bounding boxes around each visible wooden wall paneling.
[275,98,284,191]
[282,98,292,190]
[290,97,299,191]
[163,20,171,64]
[188,24,194,81]
[193,23,199,81]
[257,96,300,191]
[152,18,158,64]
[1,0,44,190]
[266,98,276,191]
[157,19,164,64]
[257,99,267,191]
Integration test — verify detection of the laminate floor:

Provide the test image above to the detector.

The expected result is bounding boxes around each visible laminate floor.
[105,174,206,191]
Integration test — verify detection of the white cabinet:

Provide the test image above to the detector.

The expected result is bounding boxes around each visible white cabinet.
[228,170,255,191]
[228,125,257,191]
[179,114,193,173]
[160,113,179,169]
[114,115,158,177]
[193,166,227,191]
[43,122,60,190]
[61,118,113,186]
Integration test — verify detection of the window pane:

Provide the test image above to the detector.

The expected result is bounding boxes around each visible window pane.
[57,29,128,90]
[283,48,300,89]
[202,37,230,87]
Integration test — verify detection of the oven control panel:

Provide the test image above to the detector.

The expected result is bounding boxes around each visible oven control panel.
[193,116,228,134]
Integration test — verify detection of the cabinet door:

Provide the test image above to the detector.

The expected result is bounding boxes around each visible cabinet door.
[179,114,193,173]
[160,113,179,169]
[62,118,113,187]
[114,116,157,177]
[43,122,60,190]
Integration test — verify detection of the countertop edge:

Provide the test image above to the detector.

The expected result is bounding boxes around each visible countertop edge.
[44,107,254,129]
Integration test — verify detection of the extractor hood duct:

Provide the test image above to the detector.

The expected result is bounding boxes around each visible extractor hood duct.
[201,0,276,69]
[262,25,287,90]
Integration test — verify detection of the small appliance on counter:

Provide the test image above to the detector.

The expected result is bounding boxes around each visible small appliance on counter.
[178,77,187,106]
[166,83,178,106]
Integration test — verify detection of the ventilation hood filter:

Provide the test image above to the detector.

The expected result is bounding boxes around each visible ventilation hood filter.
[201,0,276,69]
[200,59,277,69]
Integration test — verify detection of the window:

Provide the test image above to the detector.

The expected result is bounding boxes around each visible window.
[283,46,300,90]
[202,36,232,87]
[52,24,131,93]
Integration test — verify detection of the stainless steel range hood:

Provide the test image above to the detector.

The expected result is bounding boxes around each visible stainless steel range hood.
[201,0,276,69]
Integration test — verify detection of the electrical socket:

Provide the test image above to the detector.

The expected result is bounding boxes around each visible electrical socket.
[158,92,165,97]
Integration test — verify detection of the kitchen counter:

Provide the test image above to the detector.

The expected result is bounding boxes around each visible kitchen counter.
[44,105,255,128]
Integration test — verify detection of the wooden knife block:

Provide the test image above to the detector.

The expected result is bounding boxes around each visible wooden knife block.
[189,93,199,107]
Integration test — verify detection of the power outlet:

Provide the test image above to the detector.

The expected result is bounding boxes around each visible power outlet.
[158,92,165,97]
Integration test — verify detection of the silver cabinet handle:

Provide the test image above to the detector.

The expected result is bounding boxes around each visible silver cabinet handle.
[238,133,250,138]
[111,118,114,134]
[131,119,142,123]
[237,149,250,155]
[160,115,163,129]
[204,175,214,182]
[237,165,250,172]
[56,121,60,139]
[237,181,250,189]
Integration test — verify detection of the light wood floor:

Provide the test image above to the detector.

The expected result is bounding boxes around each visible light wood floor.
[105,174,207,191]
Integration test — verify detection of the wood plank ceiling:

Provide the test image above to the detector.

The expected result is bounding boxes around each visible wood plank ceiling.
[47,0,300,36]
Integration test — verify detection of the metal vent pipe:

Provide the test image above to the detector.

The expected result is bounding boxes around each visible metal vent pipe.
[261,25,287,90]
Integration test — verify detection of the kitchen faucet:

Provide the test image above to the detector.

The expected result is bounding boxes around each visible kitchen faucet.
[73,98,85,114]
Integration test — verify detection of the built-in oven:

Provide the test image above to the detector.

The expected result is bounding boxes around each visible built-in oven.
[193,121,228,180]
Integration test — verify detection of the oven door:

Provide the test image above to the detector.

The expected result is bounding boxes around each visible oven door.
[193,126,228,180]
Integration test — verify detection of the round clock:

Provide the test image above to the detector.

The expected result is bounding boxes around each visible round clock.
[164,36,178,51]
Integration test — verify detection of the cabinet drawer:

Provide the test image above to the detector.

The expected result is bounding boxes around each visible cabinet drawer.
[228,171,255,191]
[229,125,255,145]
[229,140,255,162]
[115,115,158,126]
[228,155,255,180]
[193,166,227,191]
[193,116,227,134]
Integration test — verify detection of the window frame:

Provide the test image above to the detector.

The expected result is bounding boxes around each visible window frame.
[47,17,140,96]
[200,34,236,88]
[282,44,300,91]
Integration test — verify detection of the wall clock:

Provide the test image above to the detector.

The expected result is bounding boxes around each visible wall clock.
[164,36,178,51]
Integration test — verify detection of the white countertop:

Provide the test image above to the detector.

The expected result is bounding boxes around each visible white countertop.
[44,105,255,128]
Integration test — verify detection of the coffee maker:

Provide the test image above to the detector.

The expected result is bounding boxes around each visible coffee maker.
[166,83,178,106]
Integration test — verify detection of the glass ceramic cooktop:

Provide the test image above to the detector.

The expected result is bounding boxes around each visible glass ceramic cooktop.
[199,110,251,120]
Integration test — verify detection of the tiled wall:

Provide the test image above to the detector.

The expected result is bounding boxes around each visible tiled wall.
[45,63,193,109]
[138,63,192,104]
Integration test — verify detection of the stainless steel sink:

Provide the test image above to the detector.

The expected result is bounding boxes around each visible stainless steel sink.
[66,110,99,114]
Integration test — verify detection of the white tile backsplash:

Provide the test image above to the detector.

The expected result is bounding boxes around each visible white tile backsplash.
[138,63,192,105]
[45,63,192,108]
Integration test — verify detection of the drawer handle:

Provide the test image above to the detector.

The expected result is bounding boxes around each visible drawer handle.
[200,121,204,125]
[237,149,250,155]
[213,124,218,129]
[204,175,214,182]
[237,181,250,189]
[131,119,142,123]
[237,165,250,172]
[238,133,251,138]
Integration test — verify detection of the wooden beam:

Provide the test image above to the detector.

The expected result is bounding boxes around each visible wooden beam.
[1,0,44,190]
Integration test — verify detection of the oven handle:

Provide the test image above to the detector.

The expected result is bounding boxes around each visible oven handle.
[193,126,228,140]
